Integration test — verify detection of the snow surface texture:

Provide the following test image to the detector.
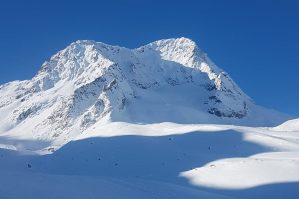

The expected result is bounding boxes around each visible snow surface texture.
[0,38,298,199]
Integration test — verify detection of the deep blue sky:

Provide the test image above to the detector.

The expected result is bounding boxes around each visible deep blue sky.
[0,0,298,116]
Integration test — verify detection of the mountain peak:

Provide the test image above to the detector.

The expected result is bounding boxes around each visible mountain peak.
[144,37,199,55]
[152,37,197,47]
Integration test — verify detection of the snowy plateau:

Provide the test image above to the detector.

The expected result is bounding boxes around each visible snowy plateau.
[0,37,298,199]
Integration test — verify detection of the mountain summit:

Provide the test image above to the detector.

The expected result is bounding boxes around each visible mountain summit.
[0,38,288,147]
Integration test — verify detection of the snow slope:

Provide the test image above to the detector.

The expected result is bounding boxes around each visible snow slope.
[272,118,299,132]
[1,122,299,199]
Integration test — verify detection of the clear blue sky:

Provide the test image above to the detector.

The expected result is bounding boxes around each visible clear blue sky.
[0,0,298,116]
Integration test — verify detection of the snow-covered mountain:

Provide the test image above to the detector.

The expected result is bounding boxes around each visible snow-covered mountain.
[0,38,298,199]
[0,38,289,150]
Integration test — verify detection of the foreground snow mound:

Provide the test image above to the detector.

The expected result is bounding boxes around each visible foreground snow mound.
[1,122,299,199]
[272,118,299,132]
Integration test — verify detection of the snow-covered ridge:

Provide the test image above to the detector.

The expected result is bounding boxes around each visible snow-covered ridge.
[0,37,289,149]
[272,118,299,132]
